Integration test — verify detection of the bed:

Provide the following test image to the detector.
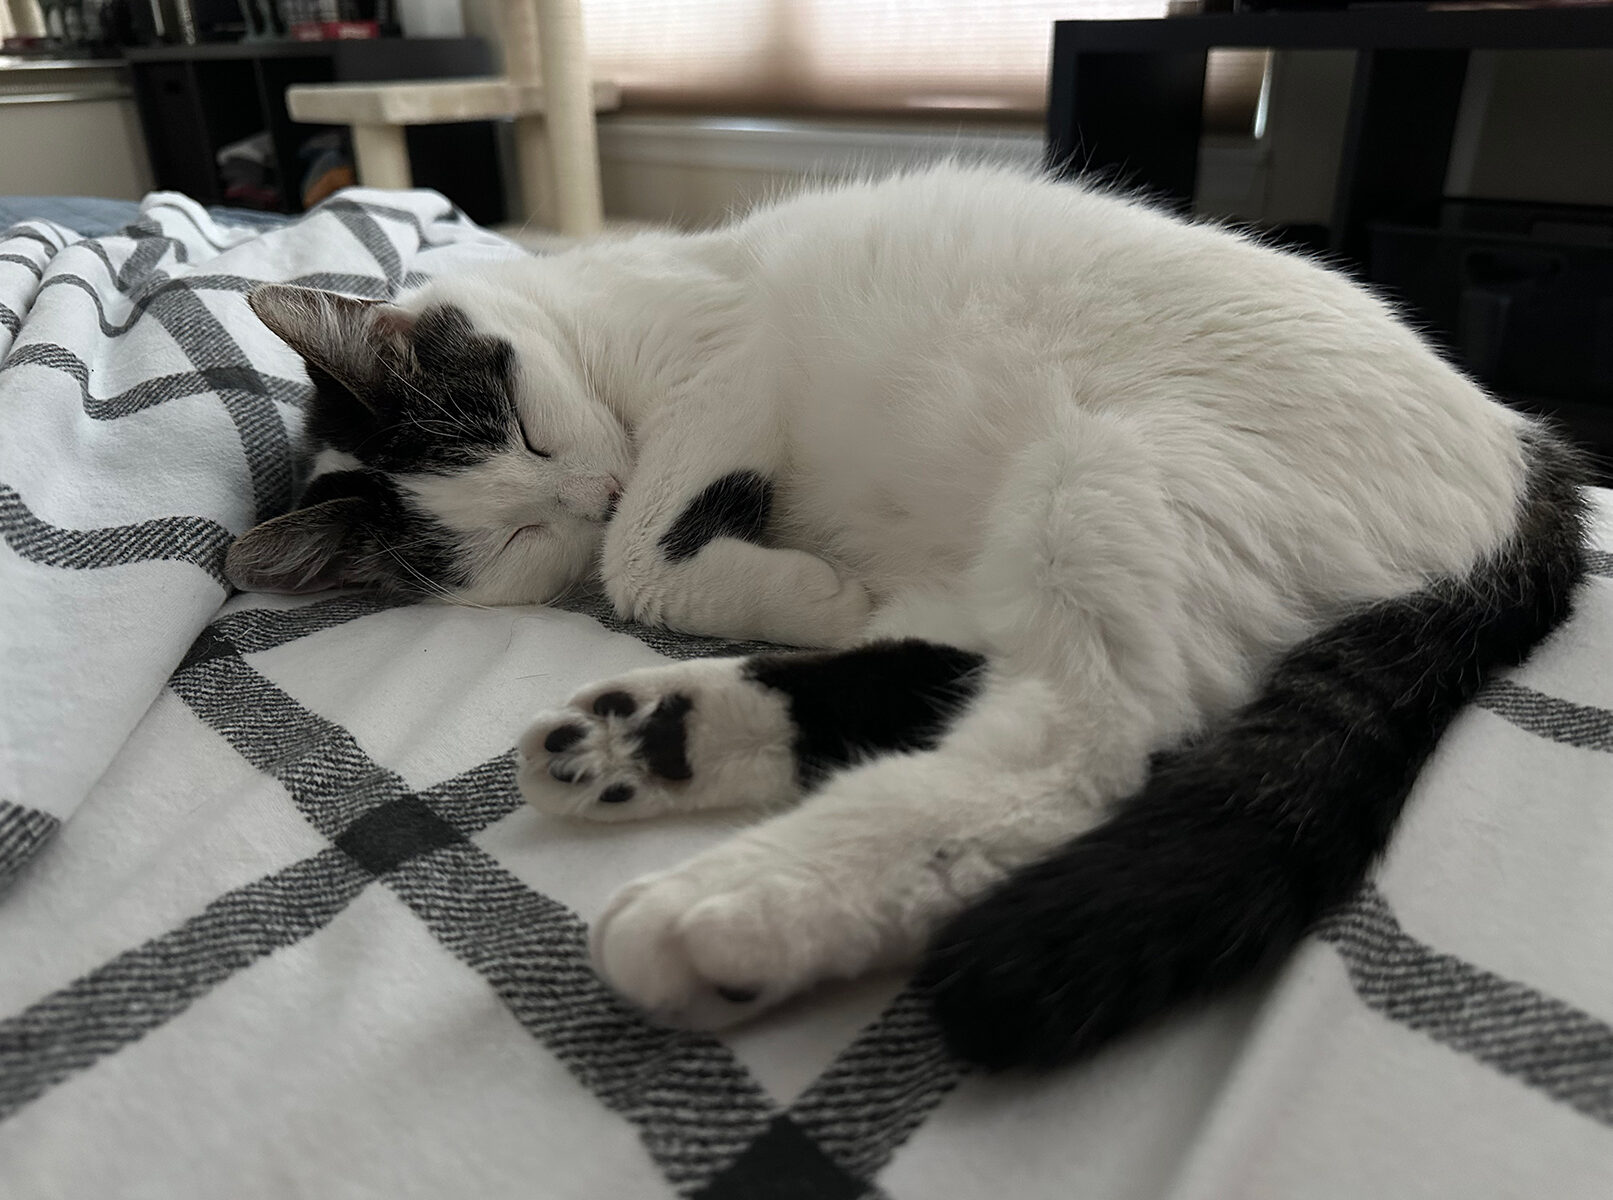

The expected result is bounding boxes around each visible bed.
[1,191,1609,1199]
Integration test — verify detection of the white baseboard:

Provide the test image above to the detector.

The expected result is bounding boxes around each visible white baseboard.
[598,116,1044,176]
[596,116,1270,225]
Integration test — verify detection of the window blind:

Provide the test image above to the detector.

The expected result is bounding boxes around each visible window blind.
[578,2,1266,132]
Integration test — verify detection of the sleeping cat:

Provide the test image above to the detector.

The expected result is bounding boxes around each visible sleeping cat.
[228,164,1587,1068]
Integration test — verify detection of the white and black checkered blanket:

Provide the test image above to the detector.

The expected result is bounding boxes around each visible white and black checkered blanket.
[1,192,1610,1199]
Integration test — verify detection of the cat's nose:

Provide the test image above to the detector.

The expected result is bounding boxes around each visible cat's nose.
[559,474,622,522]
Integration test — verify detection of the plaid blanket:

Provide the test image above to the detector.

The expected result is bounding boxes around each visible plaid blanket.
[1,193,1610,1199]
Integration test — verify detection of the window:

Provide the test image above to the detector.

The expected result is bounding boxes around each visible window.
[579,2,1266,132]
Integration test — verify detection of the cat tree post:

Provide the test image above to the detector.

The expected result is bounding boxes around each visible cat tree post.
[283,0,613,236]
[349,124,412,191]
[503,0,604,237]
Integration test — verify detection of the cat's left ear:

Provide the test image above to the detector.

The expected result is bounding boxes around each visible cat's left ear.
[249,284,416,407]
[224,496,376,594]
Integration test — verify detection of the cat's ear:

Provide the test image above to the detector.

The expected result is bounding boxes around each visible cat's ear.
[248,284,415,407]
[225,496,374,594]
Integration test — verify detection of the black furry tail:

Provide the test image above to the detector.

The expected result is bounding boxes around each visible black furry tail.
[922,429,1589,1070]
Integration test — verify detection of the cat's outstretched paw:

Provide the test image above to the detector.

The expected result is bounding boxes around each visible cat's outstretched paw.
[590,842,879,1029]
[516,660,798,820]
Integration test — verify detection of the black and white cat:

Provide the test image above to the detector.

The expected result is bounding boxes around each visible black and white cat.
[228,165,1587,1068]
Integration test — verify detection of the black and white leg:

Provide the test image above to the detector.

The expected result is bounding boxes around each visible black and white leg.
[588,673,1116,1030]
[517,639,988,821]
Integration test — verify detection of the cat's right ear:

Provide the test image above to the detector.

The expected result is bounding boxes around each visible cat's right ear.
[225,496,374,594]
[249,284,415,408]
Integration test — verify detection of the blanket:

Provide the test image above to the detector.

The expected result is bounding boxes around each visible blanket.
[1,192,1610,1199]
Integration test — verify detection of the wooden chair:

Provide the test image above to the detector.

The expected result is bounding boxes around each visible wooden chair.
[285,0,618,236]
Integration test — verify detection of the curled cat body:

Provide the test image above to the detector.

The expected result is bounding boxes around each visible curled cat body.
[230,163,1587,1069]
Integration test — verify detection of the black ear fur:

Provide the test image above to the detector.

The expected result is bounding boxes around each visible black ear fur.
[248,284,415,409]
[225,496,374,595]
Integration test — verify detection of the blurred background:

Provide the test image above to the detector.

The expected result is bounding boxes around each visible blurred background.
[0,1,1603,228]
[0,0,1606,466]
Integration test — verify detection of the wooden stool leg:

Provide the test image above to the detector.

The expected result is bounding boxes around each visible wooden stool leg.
[350,123,413,190]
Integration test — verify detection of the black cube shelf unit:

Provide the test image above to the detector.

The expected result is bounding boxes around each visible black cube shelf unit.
[125,37,505,223]
[1048,5,1613,476]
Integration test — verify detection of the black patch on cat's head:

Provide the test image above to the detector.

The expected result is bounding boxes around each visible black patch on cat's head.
[225,468,465,597]
[235,284,530,597]
[250,284,517,473]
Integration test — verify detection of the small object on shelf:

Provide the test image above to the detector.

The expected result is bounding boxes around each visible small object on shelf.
[289,20,380,40]
[279,1,398,41]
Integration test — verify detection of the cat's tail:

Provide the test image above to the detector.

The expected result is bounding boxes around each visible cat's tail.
[922,426,1590,1070]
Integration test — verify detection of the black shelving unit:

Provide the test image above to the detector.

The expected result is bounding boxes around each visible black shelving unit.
[125,38,505,223]
[1047,7,1613,476]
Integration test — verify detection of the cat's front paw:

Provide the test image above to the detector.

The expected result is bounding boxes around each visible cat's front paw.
[591,844,879,1029]
[515,660,797,820]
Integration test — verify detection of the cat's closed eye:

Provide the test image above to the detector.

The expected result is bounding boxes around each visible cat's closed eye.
[519,422,551,458]
[502,524,546,553]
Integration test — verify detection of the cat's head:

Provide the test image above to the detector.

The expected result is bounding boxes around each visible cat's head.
[226,281,631,605]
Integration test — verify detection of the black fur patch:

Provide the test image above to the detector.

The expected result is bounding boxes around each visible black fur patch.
[659,471,774,564]
[306,304,518,475]
[923,428,1590,1071]
[744,639,988,788]
[634,694,695,781]
[298,468,465,594]
[245,301,518,597]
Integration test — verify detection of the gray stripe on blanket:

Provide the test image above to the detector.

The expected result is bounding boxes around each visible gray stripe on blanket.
[167,645,792,1195]
[2,342,312,420]
[787,984,963,1183]
[0,747,529,1123]
[1477,678,1613,754]
[35,270,389,331]
[389,846,780,1193]
[24,270,295,519]
[0,251,45,278]
[4,226,63,253]
[1588,549,1612,578]
[0,847,372,1122]
[0,801,59,893]
[0,482,232,584]
[328,203,403,288]
[139,281,294,519]
[1318,886,1613,1127]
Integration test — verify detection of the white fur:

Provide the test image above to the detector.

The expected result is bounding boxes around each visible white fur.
[406,165,1530,1026]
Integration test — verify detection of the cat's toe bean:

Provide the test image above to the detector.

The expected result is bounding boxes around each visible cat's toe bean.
[543,723,587,754]
[547,758,592,784]
[598,782,636,805]
[592,690,638,717]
